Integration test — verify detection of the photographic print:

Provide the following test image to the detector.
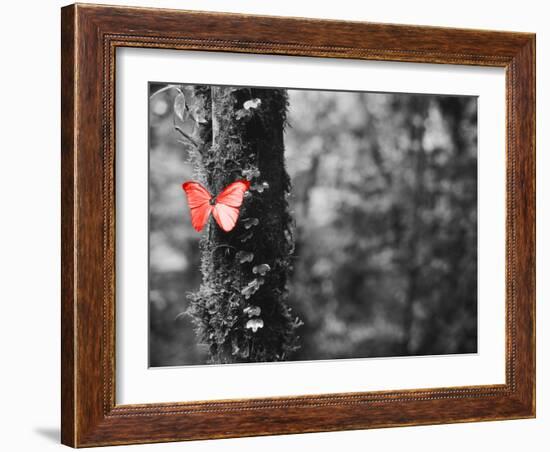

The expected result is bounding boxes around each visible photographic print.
[148,83,478,367]
[61,7,536,444]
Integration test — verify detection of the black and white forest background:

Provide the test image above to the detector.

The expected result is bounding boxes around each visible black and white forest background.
[148,83,478,367]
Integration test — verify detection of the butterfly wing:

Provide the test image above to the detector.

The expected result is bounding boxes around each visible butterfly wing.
[212,180,250,232]
[182,181,213,232]
[212,204,240,232]
[215,180,251,207]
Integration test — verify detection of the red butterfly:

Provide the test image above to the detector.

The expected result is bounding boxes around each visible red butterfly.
[182,180,250,232]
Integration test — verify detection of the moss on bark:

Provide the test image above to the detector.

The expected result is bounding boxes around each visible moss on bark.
[186,86,301,363]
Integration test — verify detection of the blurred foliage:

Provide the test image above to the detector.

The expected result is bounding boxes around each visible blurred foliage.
[148,83,207,366]
[148,83,477,366]
[285,90,477,359]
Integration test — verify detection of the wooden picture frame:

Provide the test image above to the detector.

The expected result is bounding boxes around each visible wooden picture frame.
[61,3,535,447]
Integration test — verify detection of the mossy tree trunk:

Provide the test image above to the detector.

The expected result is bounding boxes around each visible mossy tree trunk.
[187,86,301,363]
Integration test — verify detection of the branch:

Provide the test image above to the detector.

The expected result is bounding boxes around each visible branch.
[174,126,199,148]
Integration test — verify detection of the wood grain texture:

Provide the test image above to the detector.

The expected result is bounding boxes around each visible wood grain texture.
[60,5,76,447]
[60,3,536,447]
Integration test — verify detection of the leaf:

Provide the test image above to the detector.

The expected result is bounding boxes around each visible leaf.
[231,336,241,355]
[242,218,259,229]
[173,92,187,122]
[252,264,271,276]
[244,98,262,110]
[149,84,179,99]
[184,89,208,124]
[250,181,270,193]
[236,250,254,264]
[189,106,207,124]
[206,299,218,315]
[241,284,255,299]
[239,231,254,242]
[242,167,261,181]
[235,109,252,120]
[243,305,262,317]
[246,318,264,333]
[241,278,264,299]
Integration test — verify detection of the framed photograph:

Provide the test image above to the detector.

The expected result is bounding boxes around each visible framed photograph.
[61,3,535,447]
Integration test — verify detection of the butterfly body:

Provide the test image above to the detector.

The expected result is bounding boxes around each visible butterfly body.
[182,180,250,232]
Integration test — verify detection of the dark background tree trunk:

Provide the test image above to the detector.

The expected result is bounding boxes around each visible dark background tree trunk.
[186,86,301,364]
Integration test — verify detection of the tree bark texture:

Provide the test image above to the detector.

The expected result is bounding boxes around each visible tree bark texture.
[186,86,301,363]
